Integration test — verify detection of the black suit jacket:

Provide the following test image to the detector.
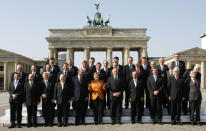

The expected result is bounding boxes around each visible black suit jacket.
[54,82,73,104]
[24,81,40,106]
[72,76,89,101]
[171,60,186,77]
[147,76,164,99]
[123,64,135,83]
[100,68,111,83]
[50,65,60,81]
[167,76,185,100]
[8,81,24,103]
[186,79,202,101]
[68,65,78,78]
[57,70,72,83]
[107,76,124,101]
[128,78,144,101]
[40,80,54,102]
[95,70,106,82]
[140,64,151,87]
[10,72,27,84]
[88,65,96,82]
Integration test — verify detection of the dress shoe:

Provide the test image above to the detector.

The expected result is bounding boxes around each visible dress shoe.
[177,120,182,125]
[75,122,79,126]
[58,123,62,127]
[197,122,202,126]
[16,125,22,128]
[152,120,156,124]
[33,123,37,127]
[171,121,176,125]
[63,123,67,127]
[8,125,15,128]
[158,120,162,125]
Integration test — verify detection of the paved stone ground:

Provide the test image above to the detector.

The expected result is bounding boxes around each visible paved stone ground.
[1,92,206,131]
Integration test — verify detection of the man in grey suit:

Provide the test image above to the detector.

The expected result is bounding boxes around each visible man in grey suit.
[186,71,202,125]
[24,74,40,128]
[72,69,89,126]
[54,74,73,127]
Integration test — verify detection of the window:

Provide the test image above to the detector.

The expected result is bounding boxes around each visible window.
[0,66,3,71]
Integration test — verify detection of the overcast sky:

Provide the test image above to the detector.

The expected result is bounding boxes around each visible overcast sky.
[0,0,205,67]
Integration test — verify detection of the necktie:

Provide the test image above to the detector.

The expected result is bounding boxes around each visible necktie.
[130,65,133,70]
[176,61,179,67]
[136,68,140,76]
[64,71,67,77]
[194,79,197,87]
[175,76,178,80]
[45,80,48,88]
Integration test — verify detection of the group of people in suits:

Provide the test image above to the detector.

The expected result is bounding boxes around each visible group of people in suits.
[8,53,202,128]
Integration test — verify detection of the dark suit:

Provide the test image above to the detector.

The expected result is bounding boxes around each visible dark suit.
[123,64,135,108]
[186,79,202,122]
[128,78,144,122]
[24,81,40,125]
[100,68,111,109]
[166,70,173,114]
[68,65,78,78]
[10,72,27,84]
[147,75,164,121]
[45,71,57,122]
[182,68,201,115]
[8,80,24,126]
[72,76,89,125]
[54,82,73,124]
[157,65,169,110]
[140,64,151,109]
[88,65,96,82]
[167,76,185,121]
[171,61,186,77]
[57,70,72,83]
[40,80,53,125]
[107,76,124,123]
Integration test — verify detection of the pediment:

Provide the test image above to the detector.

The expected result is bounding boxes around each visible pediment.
[179,47,206,56]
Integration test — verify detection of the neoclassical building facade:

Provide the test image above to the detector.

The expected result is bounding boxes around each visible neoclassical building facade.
[46,26,150,67]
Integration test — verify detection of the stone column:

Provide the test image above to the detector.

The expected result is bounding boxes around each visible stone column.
[54,49,59,64]
[27,64,30,73]
[142,47,148,58]
[201,61,206,88]
[123,47,130,65]
[83,48,90,62]
[106,48,112,67]
[48,48,54,59]
[66,48,74,62]
[4,61,8,90]
[14,62,18,72]
[138,48,143,60]
[186,60,191,69]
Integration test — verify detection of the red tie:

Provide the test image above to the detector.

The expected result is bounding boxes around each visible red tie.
[136,68,140,76]
[194,79,197,86]
[175,76,178,80]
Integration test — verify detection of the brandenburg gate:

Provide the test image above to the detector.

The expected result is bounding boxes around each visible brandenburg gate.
[45,4,150,66]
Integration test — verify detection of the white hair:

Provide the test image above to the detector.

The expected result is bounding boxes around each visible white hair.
[112,68,118,73]
[173,67,179,72]
[194,64,200,69]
